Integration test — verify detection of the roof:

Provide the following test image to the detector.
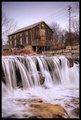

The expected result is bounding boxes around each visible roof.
[8,21,53,36]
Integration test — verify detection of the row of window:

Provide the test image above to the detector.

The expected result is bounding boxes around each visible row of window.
[10,31,28,39]
[10,37,28,46]
[10,26,46,40]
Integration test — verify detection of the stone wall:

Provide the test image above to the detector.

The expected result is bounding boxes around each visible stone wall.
[42,45,79,62]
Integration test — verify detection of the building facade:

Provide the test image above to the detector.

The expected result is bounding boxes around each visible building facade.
[8,21,54,52]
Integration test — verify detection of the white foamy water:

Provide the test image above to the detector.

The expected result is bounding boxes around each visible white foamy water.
[2,55,79,118]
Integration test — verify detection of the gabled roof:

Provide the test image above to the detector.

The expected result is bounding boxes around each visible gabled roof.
[8,21,53,36]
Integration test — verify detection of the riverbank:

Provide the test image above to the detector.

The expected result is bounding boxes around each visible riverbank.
[2,46,36,56]
[42,45,79,62]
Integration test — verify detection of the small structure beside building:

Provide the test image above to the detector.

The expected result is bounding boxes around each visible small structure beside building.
[8,21,54,53]
[2,44,9,51]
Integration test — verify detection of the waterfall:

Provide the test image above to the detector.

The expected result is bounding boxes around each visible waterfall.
[2,55,79,118]
[2,55,79,90]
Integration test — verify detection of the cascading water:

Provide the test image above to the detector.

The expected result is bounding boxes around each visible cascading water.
[2,55,79,118]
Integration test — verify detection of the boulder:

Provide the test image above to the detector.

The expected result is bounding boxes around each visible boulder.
[67,57,74,67]
[29,99,69,118]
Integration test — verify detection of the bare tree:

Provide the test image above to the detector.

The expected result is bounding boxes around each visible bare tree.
[49,22,64,43]
[74,2,79,11]
[71,18,79,35]
[2,12,18,45]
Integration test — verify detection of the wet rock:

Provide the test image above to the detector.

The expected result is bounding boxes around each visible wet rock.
[67,57,74,67]
[72,54,79,63]
[40,76,45,85]
[38,72,45,85]
[3,98,69,118]
[29,99,69,118]
[74,59,79,64]
[29,98,44,103]
[70,108,79,117]
[17,81,22,88]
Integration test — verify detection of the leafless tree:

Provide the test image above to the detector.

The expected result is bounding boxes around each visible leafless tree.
[71,18,79,35]
[71,2,79,33]
[49,22,64,43]
[2,12,18,45]
[74,2,79,10]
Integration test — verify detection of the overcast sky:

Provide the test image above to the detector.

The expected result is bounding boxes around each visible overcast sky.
[2,1,79,31]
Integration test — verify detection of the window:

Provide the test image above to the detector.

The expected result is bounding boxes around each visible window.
[10,41,12,45]
[10,36,12,39]
[20,33,22,37]
[26,37,28,44]
[14,35,16,38]
[40,29,45,36]
[20,38,22,45]
[15,39,16,46]
[25,31,28,35]
[41,37,46,40]
[41,23,44,28]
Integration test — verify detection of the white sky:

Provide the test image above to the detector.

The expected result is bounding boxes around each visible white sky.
[2,2,79,31]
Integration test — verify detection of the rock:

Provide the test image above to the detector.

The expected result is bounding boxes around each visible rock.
[38,72,45,85]
[29,98,44,103]
[66,46,72,50]
[71,45,79,50]
[61,43,66,49]
[74,59,79,64]
[70,108,79,117]
[66,53,72,58]
[63,49,70,53]
[29,99,69,118]
[57,44,62,50]
[71,50,79,54]
[17,81,22,88]
[58,50,63,53]
[3,98,69,118]
[72,54,79,62]
[67,57,74,67]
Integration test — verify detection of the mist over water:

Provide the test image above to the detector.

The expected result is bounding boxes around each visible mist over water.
[2,55,79,118]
